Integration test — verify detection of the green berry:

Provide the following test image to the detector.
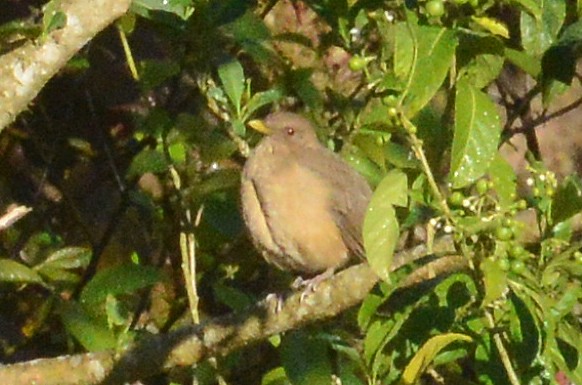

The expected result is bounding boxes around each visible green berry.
[476,179,489,195]
[449,191,464,206]
[510,259,526,274]
[348,56,366,72]
[495,226,513,241]
[509,244,525,258]
[498,257,511,271]
[382,95,398,107]
[426,0,445,17]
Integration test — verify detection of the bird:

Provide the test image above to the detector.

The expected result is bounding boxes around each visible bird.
[241,111,372,289]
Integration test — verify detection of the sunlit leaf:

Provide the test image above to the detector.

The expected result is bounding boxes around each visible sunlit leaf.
[400,333,472,385]
[512,0,542,19]
[457,34,504,89]
[0,259,44,285]
[488,155,517,210]
[450,79,501,188]
[521,0,566,58]
[39,247,92,270]
[261,367,290,385]
[399,23,457,117]
[471,17,509,38]
[218,58,245,115]
[363,170,407,282]
[480,258,507,308]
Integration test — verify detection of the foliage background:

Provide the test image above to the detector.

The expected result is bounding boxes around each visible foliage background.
[0,0,581,384]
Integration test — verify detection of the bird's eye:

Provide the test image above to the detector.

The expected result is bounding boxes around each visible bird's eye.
[286,127,295,136]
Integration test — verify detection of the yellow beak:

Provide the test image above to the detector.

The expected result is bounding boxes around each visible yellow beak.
[247,119,272,135]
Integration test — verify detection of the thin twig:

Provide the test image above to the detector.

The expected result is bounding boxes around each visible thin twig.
[484,310,521,385]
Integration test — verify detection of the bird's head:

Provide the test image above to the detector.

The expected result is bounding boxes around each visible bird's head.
[248,112,320,148]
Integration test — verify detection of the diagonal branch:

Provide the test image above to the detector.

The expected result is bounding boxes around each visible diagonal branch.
[0,0,132,131]
[0,237,458,385]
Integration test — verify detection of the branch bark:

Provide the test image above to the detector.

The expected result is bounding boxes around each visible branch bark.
[0,0,131,131]
[0,237,458,385]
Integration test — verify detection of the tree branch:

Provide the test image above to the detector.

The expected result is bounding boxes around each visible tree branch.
[0,237,458,385]
[0,0,131,131]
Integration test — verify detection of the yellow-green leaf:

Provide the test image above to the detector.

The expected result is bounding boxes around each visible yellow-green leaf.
[472,16,510,38]
[400,333,472,385]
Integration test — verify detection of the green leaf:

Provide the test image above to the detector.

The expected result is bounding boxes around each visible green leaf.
[244,88,283,119]
[38,247,92,270]
[168,142,186,164]
[471,17,509,38]
[520,0,566,58]
[0,259,44,284]
[363,320,392,366]
[457,34,504,89]
[128,148,168,178]
[552,176,582,224]
[488,155,517,210]
[508,292,541,369]
[400,24,457,117]
[450,79,501,188]
[551,284,582,321]
[280,331,332,385]
[218,58,245,115]
[288,68,323,110]
[358,293,384,330]
[80,264,163,308]
[341,145,385,188]
[384,142,419,169]
[393,23,415,80]
[232,118,246,136]
[400,333,472,385]
[555,19,582,46]
[138,59,180,91]
[504,48,541,77]
[512,0,542,19]
[213,282,254,312]
[359,98,393,129]
[353,134,387,169]
[261,367,290,385]
[58,301,116,351]
[42,1,67,35]
[363,170,407,282]
[132,0,194,20]
[480,258,507,308]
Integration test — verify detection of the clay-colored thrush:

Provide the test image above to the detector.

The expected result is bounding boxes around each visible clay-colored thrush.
[241,112,372,282]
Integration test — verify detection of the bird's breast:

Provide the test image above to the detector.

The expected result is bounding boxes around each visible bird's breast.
[242,145,350,274]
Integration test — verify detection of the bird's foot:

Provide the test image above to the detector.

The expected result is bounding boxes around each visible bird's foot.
[264,292,285,313]
[292,268,335,302]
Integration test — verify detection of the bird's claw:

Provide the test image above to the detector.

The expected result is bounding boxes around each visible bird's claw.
[292,268,335,302]
[264,292,284,313]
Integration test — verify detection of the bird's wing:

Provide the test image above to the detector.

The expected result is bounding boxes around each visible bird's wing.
[298,148,372,259]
